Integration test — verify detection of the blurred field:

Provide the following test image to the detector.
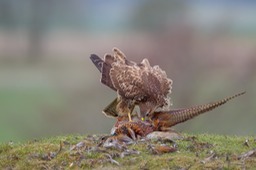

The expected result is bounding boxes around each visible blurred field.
[0,0,255,142]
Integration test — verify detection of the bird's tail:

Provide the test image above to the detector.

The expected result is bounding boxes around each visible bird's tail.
[151,91,246,130]
[103,98,119,118]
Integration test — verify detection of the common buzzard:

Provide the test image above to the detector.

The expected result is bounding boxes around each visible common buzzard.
[90,48,173,121]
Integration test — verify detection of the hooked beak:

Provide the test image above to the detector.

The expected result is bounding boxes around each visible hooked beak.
[139,110,150,121]
[146,105,160,117]
[144,109,154,120]
[140,104,160,121]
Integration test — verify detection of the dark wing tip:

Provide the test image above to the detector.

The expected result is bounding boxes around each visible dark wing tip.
[90,54,99,59]
[90,54,99,60]
[90,54,104,72]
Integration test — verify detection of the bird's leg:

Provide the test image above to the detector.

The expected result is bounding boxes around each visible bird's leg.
[128,104,136,122]
[128,112,132,122]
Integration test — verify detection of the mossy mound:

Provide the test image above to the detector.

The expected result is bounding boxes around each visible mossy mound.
[0,133,256,169]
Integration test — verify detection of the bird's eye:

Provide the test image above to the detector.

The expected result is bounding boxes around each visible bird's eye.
[101,136,107,141]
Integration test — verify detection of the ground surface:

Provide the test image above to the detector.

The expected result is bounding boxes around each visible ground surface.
[0,133,256,169]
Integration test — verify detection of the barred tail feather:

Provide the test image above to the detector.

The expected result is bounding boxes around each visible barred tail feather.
[169,91,245,126]
[153,91,245,129]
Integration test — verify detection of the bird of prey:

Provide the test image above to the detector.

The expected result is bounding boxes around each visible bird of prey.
[90,48,173,121]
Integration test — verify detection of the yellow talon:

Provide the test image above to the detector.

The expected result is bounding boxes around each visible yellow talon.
[128,112,132,121]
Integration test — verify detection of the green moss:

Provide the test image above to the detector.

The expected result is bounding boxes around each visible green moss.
[0,133,255,169]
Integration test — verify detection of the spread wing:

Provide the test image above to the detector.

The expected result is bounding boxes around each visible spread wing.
[151,65,173,111]
[90,48,173,116]
[90,48,139,92]
[152,65,172,96]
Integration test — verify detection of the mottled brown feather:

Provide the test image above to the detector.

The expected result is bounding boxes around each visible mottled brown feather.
[91,47,173,118]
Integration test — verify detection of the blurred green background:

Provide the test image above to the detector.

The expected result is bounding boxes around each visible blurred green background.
[0,0,255,143]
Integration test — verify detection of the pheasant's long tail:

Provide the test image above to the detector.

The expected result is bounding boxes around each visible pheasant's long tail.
[152,91,245,129]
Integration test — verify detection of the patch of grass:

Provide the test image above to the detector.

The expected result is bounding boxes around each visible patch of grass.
[0,133,256,169]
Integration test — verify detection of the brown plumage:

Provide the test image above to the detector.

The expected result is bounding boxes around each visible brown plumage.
[90,51,134,119]
[90,48,173,120]
[113,120,155,139]
[101,91,245,148]
[109,91,245,138]
[150,91,245,131]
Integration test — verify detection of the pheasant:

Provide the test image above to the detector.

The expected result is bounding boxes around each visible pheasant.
[103,91,245,146]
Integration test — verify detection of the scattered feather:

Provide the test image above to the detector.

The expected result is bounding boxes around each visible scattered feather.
[238,149,256,160]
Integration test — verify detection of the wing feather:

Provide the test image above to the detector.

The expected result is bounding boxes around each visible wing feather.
[101,54,116,90]
[110,63,145,99]
[109,58,172,106]
[90,54,104,72]
[92,48,173,115]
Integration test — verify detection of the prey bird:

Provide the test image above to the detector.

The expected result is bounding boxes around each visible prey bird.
[105,91,245,143]
[90,48,173,121]
[100,91,245,146]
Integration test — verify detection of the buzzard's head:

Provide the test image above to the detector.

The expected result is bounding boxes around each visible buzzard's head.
[137,91,172,119]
